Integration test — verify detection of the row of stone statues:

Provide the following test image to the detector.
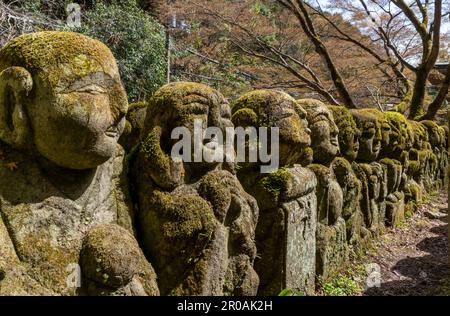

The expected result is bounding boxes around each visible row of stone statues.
[0,32,447,296]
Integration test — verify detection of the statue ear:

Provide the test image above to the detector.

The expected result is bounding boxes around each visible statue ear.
[140,125,185,190]
[0,67,33,149]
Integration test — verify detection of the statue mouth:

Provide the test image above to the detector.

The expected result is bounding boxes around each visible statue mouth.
[330,137,339,147]
[373,143,381,152]
[105,126,119,137]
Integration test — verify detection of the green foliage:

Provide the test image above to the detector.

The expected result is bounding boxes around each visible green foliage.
[278,288,305,296]
[322,275,361,296]
[430,274,450,296]
[252,1,274,19]
[72,0,167,101]
[260,167,291,200]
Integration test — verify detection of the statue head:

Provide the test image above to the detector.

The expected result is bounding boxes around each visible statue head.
[421,120,441,148]
[0,32,128,170]
[441,125,449,149]
[139,82,231,188]
[299,99,339,165]
[351,109,382,162]
[328,105,360,162]
[438,125,447,149]
[410,121,428,150]
[384,112,414,157]
[364,109,391,155]
[231,90,311,167]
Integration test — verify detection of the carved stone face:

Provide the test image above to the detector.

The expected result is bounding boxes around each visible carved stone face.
[387,112,415,157]
[328,105,360,162]
[421,120,441,148]
[143,82,231,178]
[0,32,128,169]
[232,90,311,167]
[299,99,339,165]
[378,113,391,150]
[410,121,428,150]
[351,109,382,162]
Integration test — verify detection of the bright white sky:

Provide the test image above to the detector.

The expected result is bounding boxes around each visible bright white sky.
[315,0,450,33]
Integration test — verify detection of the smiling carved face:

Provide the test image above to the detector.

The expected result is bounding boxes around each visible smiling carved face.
[351,109,382,162]
[232,90,311,167]
[1,32,129,169]
[300,99,339,165]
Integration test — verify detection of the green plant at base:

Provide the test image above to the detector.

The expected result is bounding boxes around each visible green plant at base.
[278,288,306,296]
[322,275,361,296]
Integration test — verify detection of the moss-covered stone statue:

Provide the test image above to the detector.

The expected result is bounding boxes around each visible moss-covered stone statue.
[119,101,148,152]
[0,32,158,296]
[328,106,369,249]
[350,109,390,233]
[231,90,317,295]
[421,120,447,192]
[409,121,435,193]
[133,82,259,296]
[299,99,347,281]
[351,109,383,162]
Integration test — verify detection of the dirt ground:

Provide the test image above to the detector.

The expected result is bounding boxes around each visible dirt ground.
[364,191,449,296]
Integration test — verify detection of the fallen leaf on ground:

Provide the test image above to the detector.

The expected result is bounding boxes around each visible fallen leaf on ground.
[5,162,18,171]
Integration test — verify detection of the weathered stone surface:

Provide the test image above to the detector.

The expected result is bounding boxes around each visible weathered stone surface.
[80,224,159,296]
[1,31,448,297]
[134,82,259,296]
[0,32,157,296]
[351,109,383,162]
[299,99,339,165]
[0,31,128,170]
[328,106,360,162]
[238,166,317,295]
[231,90,317,295]
[309,164,348,280]
[232,90,312,167]
[119,101,148,152]
[331,158,365,246]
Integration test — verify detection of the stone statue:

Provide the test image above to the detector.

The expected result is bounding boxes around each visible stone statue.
[297,99,339,166]
[299,99,347,281]
[351,109,383,162]
[133,82,259,296]
[0,31,158,296]
[119,101,148,152]
[231,90,317,295]
[421,121,446,191]
[328,106,369,249]
[351,109,390,234]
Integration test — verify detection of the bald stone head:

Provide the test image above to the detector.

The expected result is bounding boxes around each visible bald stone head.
[351,109,382,162]
[299,99,339,165]
[231,90,311,167]
[328,105,360,162]
[0,31,128,169]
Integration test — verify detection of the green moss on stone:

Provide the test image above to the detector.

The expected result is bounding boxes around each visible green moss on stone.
[259,168,291,201]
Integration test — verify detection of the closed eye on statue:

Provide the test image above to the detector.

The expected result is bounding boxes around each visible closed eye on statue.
[277,111,295,121]
[71,84,107,94]
[362,129,375,137]
[58,71,114,94]
[180,102,208,116]
[311,113,328,125]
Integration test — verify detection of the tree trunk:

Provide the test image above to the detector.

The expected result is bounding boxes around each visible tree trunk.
[420,63,450,121]
[408,67,428,119]
[285,0,357,109]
